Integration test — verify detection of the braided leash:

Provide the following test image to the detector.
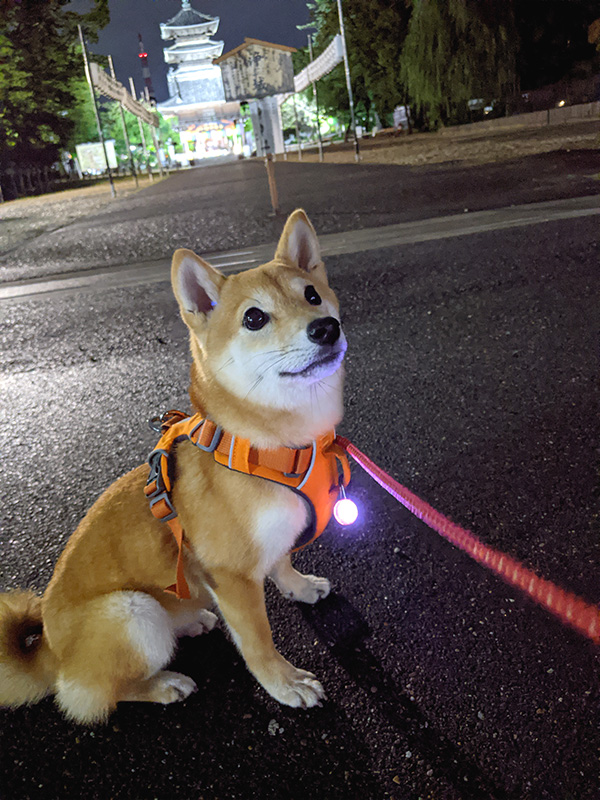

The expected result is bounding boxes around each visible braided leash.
[336,437,600,644]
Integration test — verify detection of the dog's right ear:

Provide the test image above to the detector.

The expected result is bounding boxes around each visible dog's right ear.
[171,249,224,321]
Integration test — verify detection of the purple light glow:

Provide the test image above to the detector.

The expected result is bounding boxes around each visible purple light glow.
[333,497,358,526]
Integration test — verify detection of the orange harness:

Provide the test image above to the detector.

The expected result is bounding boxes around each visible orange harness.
[144,410,351,599]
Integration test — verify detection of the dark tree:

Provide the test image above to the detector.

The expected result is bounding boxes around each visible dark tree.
[301,0,411,128]
[0,0,109,169]
[400,0,517,129]
[515,0,599,91]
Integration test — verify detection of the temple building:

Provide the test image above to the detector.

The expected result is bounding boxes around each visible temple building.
[157,0,243,161]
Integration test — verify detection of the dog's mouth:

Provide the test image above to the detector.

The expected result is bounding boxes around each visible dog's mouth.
[279,344,346,379]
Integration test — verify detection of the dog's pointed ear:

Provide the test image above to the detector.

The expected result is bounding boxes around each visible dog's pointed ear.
[171,249,224,321]
[274,209,327,282]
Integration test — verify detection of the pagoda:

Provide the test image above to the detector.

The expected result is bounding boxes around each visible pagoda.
[157,0,241,161]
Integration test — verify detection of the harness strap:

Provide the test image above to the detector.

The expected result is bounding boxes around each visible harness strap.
[163,518,192,600]
[145,411,346,600]
[191,419,313,475]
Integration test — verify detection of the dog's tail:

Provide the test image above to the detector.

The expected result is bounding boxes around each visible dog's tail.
[0,591,56,708]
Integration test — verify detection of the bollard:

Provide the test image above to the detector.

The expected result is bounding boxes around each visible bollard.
[264,153,279,214]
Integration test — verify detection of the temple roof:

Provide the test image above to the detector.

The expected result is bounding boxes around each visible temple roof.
[165,1,216,29]
[167,41,223,54]
[163,38,224,65]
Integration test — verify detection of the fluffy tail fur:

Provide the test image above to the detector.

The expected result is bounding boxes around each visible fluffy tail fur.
[0,591,56,708]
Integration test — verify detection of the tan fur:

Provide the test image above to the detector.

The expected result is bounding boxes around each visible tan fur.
[0,591,56,707]
[0,210,344,723]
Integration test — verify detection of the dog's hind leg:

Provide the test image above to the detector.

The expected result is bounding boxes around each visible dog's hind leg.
[119,670,198,704]
[210,567,325,708]
[269,553,330,604]
[52,591,196,724]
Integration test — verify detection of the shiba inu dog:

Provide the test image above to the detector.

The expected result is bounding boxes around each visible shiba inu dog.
[0,209,347,724]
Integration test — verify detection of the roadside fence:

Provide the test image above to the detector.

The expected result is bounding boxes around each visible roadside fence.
[0,164,137,202]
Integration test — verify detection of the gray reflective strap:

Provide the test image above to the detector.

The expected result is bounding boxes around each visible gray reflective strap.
[296,441,317,490]
[228,435,236,469]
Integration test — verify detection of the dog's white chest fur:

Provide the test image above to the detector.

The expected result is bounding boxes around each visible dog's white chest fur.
[251,486,310,579]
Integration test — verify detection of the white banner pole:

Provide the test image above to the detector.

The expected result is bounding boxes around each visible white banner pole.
[108,55,138,187]
[128,77,152,181]
[78,25,116,196]
[336,0,360,161]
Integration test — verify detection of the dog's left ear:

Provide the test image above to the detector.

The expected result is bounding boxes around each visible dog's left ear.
[274,209,327,283]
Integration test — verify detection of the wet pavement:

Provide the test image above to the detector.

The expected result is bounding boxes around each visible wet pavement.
[1,148,599,284]
[1,153,599,799]
[2,194,598,304]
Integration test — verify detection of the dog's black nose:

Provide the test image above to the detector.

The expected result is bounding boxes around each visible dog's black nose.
[307,317,340,346]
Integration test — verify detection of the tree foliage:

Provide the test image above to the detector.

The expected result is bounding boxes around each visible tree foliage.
[0,0,109,167]
[302,0,598,131]
[64,77,182,169]
[400,0,516,128]
[65,75,100,149]
[589,18,600,51]
[101,102,182,166]
[301,0,411,127]
[514,0,599,90]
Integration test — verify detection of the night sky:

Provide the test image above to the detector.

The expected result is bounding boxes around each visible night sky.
[78,0,312,103]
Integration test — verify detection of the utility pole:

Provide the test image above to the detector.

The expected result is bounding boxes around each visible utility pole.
[307,34,324,163]
[336,0,360,161]
[78,24,116,197]
[108,55,138,188]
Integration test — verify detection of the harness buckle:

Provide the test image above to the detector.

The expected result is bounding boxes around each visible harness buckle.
[190,419,223,452]
[145,449,168,499]
[149,491,178,522]
[148,409,189,434]
[148,416,162,433]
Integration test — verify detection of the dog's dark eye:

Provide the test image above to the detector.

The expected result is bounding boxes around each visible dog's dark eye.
[243,307,270,331]
[304,285,321,305]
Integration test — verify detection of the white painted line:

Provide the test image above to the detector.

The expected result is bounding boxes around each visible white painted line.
[209,250,257,260]
[205,258,260,269]
[2,194,598,302]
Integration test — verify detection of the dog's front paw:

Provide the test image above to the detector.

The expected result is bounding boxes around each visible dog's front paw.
[283,574,331,604]
[264,665,326,709]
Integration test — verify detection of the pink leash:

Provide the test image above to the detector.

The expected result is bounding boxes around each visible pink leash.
[336,437,600,644]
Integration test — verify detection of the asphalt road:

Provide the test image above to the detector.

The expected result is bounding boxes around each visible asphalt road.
[1,147,599,284]
[1,155,599,800]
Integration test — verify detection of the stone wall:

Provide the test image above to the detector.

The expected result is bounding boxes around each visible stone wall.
[451,101,600,135]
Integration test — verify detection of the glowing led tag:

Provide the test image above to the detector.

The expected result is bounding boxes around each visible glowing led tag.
[333,486,358,525]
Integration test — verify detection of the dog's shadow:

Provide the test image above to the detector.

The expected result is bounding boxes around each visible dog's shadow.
[167,592,514,798]
[300,592,516,800]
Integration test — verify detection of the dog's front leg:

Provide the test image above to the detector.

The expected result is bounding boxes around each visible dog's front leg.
[269,553,330,604]
[211,567,325,708]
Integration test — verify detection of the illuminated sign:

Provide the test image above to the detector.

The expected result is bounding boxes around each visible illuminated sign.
[215,38,296,101]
